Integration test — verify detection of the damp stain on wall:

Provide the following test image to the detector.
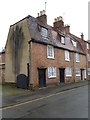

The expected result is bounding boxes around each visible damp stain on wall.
[10,25,24,76]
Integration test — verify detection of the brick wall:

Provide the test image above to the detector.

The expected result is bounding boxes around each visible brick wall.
[30,42,86,87]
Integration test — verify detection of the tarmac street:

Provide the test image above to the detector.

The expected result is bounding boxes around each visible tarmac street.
[2,85,88,118]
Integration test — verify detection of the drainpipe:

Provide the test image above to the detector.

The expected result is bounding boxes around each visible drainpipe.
[73,52,75,82]
[28,39,33,89]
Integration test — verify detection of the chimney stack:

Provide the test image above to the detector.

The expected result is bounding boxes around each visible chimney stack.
[81,32,84,40]
[53,16,64,31]
[64,24,70,33]
[37,10,47,25]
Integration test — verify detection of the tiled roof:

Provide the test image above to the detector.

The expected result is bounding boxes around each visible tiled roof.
[27,16,85,55]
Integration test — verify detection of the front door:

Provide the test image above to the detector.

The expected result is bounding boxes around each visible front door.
[38,68,46,88]
[59,68,65,83]
[81,69,85,80]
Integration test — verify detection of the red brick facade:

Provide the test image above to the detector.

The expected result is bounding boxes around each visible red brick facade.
[4,11,89,88]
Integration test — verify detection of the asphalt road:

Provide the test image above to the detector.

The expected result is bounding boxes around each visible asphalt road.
[2,85,88,118]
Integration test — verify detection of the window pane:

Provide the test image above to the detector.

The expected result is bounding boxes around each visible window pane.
[76,68,80,76]
[61,37,65,44]
[48,67,56,78]
[87,54,90,61]
[87,43,89,49]
[72,40,77,47]
[65,51,69,60]
[88,68,90,75]
[66,68,71,76]
[76,53,79,62]
[47,45,54,58]
[41,27,48,38]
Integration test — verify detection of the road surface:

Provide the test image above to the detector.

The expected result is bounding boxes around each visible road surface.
[2,85,88,118]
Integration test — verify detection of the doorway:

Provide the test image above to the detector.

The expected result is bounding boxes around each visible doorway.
[38,68,46,88]
[81,69,85,80]
[59,68,65,83]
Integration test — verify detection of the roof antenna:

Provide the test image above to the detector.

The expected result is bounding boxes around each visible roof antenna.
[45,2,47,14]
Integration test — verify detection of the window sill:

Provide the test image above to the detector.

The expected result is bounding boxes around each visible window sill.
[66,75,72,77]
[65,59,70,62]
[48,76,56,79]
[76,75,80,77]
[76,61,80,63]
[47,57,55,60]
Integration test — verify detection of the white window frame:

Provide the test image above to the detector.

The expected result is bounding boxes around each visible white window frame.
[66,68,72,77]
[88,68,90,75]
[65,50,70,61]
[76,53,80,62]
[87,43,89,49]
[48,67,56,78]
[87,54,90,61]
[61,36,65,44]
[72,40,77,47]
[47,45,54,59]
[75,68,80,76]
[41,27,48,38]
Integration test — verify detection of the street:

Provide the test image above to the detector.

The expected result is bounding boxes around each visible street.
[2,85,88,118]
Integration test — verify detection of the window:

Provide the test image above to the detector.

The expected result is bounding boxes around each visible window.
[76,53,79,62]
[66,68,72,77]
[87,54,90,61]
[87,43,89,49]
[47,45,54,59]
[72,40,77,47]
[75,68,80,76]
[41,27,48,38]
[48,67,56,78]
[61,36,65,44]
[88,68,90,75]
[65,50,70,61]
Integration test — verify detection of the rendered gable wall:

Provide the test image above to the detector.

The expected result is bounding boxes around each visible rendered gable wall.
[5,18,31,83]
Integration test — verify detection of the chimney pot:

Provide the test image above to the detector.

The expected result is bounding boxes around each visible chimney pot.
[40,11,42,16]
[64,24,70,33]
[37,10,47,25]
[81,32,84,40]
[54,18,57,22]
[53,16,64,31]
[42,10,46,15]
[38,13,39,17]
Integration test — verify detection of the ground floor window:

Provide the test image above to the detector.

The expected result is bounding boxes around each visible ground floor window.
[75,68,80,76]
[66,67,72,77]
[48,67,56,78]
[88,68,90,75]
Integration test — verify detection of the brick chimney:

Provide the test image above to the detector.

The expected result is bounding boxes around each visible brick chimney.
[53,16,64,31]
[64,24,70,33]
[81,32,84,40]
[37,10,47,25]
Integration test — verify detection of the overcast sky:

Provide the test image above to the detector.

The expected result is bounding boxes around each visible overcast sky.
[0,0,89,52]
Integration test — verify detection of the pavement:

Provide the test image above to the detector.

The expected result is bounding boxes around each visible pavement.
[1,80,89,108]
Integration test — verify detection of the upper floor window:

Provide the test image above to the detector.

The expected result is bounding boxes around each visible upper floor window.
[48,67,56,78]
[47,45,54,59]
[65,50,70,61]
[87,54,90,61]
[87,43,89,49]
[41,27,48,38]
[66,68,72,77]
[76,53,79,62]
[61,36,65,44]
[72,40,77,47]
